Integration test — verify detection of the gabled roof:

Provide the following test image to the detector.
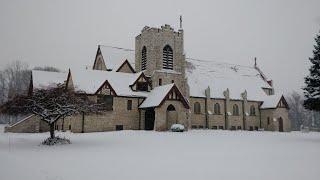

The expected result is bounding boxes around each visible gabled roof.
[99,45,135,71]
[260,94,289,109]
[32,70,67,90]
[186,58,272,101]
[69,69,148,97]
[116,59,136,73]
[139,84,189,109]
[139,84,174,108]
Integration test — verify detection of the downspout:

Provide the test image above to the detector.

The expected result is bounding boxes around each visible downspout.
[81,111,85,133]
[138,98,141,130]
[205,98,208,129]
[205,86,210,129]
[223,89,230,130]
[259,109,262,129]
[242,100,246,130]
[224,99,227,129]
[138,109,141,130]
[241,91,247,130]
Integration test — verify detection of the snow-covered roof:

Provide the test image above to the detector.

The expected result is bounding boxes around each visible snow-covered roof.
[99,46,135,71]
[139,84,174,108]
[69,69,147,97]
[186,58,272,101]
[32,70,67,89]
[260,94,283,109]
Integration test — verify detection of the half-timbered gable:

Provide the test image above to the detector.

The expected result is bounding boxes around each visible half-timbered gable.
[95,80,117,96]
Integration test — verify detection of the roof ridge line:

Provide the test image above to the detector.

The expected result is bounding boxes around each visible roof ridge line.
[99,45,134,52]
[186,57,254,69]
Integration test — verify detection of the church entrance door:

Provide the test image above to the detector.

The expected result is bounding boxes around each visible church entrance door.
[279,117,284,132]
[145,108,155,130]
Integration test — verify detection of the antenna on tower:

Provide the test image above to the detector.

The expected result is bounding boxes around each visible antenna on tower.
[179,15,183,29]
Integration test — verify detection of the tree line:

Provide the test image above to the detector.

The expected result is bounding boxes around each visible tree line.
[0,60,60,123]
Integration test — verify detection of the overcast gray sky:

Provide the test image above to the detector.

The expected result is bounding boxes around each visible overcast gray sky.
[0,0,319,95]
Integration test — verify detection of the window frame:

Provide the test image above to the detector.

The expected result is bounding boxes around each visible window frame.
[97,95,114,111]
[214,103,221,114]
[141,46,147,70]
[233,104,240,116]
[127,100,132,111]
[162,45,173,70]
[194,102,201,114]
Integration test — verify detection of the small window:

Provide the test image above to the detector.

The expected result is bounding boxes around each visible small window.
[219,126,224,130]
[233,104,239,116]
[249,126,254,131]
[163,45,173,70]
[267,117,270,125]
[141,46,147,70]
[198,125,204,129]
[116,125,123,131]
[191,125,197,129]
[214,103,221,114]
[159,79,162,86]
[137,82,148,91]
[250,105,256,116]
[194,102,201,114]
[98,95,114,111]
[255,126,259,131]
[127,100,132,110]
[171,80,174,83]
[69,125,71,130]
[231,126,236,130]
[237,126,242,130]
[212,126,218,129]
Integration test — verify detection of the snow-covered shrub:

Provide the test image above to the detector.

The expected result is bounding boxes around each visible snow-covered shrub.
[170,124,185,132]
[41,136,71,146]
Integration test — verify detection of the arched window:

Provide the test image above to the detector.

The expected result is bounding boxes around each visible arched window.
[214,103,220,114]
[233,104,239,116]
[167,104,176,111]
[163,45,173,70]
[250,105,256,116]
[194,102,201,114]
[141,46,147,70]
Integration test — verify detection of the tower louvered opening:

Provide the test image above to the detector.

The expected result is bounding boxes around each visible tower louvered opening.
[163,45,173,70]
[141,46,147,70]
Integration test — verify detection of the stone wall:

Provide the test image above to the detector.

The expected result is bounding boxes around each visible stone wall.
[154,100,188,131]
[189,96,262,130]
[5,115,41,133]
[93,52,107,71]
[55,96,142,133]
[117,62,134,73]
[261,108,290,132]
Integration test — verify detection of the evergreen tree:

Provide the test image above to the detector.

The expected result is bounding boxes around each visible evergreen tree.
[304,30,320,111]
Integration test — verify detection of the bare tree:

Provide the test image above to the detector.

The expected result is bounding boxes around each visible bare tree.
[1,86,102,140]
[4,61,31,100]
[33,66,60,72]
[287,91,312,130]
[0,71,7,105]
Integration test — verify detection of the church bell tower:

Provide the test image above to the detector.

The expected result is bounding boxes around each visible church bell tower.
[135,24,188,96]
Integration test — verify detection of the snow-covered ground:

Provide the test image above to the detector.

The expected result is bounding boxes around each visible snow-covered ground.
[0,125,319,180]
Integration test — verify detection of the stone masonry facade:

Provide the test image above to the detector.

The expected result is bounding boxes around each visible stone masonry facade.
[4,24,290,133]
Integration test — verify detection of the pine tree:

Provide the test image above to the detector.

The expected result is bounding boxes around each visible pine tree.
[304,30,320,111]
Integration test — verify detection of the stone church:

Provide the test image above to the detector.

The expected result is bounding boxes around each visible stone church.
[5,24,290,133]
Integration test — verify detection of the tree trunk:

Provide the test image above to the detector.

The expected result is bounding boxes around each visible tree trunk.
[49,123,55,139]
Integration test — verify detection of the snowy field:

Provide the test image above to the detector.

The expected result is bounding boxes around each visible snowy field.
[0,125,319,180]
